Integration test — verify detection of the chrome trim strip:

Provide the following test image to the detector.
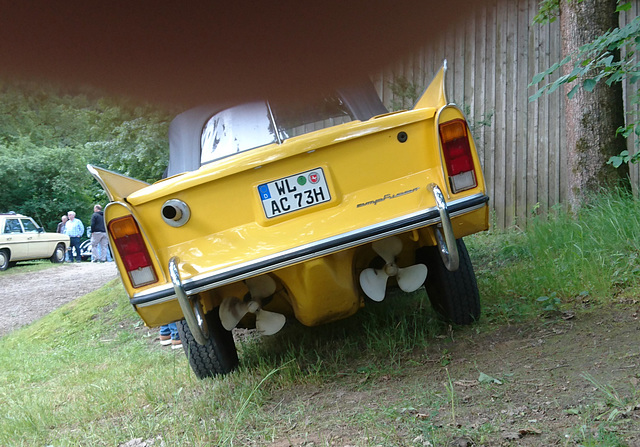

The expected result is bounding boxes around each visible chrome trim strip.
[265,101,282,145]
[132,193,488,307]
[137,295,177,306]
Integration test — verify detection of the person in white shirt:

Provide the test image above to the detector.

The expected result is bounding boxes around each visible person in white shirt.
[65,211,85,263]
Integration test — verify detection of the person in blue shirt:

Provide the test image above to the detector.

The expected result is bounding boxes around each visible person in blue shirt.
[65,211,85,263]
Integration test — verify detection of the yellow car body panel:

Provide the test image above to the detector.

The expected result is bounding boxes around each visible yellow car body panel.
[414,64,447,110]
[91,65,489,333]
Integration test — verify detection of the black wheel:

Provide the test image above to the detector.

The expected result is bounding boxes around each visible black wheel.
[50,243,66,263]
[0,249,9,271]
[416,238,480,325]
[176,308,239,379]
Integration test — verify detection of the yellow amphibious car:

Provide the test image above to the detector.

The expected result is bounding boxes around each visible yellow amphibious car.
[89,63,489,378]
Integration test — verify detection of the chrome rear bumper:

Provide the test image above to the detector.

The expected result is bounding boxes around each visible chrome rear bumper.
[133,186,488,310]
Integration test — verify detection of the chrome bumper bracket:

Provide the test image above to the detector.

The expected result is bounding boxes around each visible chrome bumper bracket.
[169,256,209,345]
[429,184,459,271]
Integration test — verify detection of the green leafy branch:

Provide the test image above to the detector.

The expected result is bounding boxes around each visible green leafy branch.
[388,76,422,111]
[529,14,640,102]
[529,4,640,165]
[532,0,562,25]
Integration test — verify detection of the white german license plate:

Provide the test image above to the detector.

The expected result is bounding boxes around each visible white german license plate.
[258,168,331,218]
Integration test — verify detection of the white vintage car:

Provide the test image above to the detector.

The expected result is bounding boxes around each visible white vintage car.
[0,213,69,270]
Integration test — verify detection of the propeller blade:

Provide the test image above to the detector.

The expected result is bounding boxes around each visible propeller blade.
[396,263,428,293]
[220,280,286,335]
[372,236,403,264]
[219,297,249,331]
[359,268,389,302]
[255,309,287,335]
[246,275,277,300]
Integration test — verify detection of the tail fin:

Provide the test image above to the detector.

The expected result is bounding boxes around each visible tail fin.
[87,165,149,202]
[413,61,447,110]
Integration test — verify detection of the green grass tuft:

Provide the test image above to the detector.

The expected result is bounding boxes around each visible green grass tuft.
[467,187,640,323]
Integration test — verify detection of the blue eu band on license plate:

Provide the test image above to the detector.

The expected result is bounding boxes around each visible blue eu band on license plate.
[258,168,331,218]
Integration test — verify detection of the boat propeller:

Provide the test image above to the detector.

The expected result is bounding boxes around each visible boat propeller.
[219,275,286,335]
[359,236,428,302]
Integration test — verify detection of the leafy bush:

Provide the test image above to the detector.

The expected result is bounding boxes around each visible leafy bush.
[0,80,174,229]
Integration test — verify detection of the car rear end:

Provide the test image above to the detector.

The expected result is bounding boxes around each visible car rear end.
[89,64,489,377]
[98,107,487,314]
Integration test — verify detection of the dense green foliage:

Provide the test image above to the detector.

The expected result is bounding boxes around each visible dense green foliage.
[530,1,640,167]
[0,79,174,230]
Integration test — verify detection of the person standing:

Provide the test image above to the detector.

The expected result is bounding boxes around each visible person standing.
[159,323,182,350]
[65,211,84,263]
[90,204,109,263]
[57,214,70,261]
[56,215,68,234]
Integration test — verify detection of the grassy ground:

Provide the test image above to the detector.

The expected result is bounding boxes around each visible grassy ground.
[0,259,67,276]
[1,189,639,446]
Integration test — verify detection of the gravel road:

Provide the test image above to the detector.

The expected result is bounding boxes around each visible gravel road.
[0,262,119,337]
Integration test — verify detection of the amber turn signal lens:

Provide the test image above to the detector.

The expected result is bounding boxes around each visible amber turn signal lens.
[439,119,468,143]
[109,215,139,238]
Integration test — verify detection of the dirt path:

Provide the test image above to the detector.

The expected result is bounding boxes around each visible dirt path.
[0,262,118,336]
[271,306,640,446]
[417,308,640,445]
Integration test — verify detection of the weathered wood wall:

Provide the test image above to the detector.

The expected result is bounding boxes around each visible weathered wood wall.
[373,0,638,228]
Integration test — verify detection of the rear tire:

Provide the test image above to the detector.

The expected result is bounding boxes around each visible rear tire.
[416,238,480,325]
[0,249,9,271]
[50,243,66,263]
[176,308,239,379]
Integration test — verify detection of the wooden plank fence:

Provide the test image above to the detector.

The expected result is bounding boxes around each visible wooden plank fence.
[373,0,639,229]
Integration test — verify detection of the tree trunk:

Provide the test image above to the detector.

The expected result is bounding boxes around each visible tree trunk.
[560,0,629,210]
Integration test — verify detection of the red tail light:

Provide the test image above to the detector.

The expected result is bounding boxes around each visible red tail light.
[108,215,158,288]
[439,119,477,193]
